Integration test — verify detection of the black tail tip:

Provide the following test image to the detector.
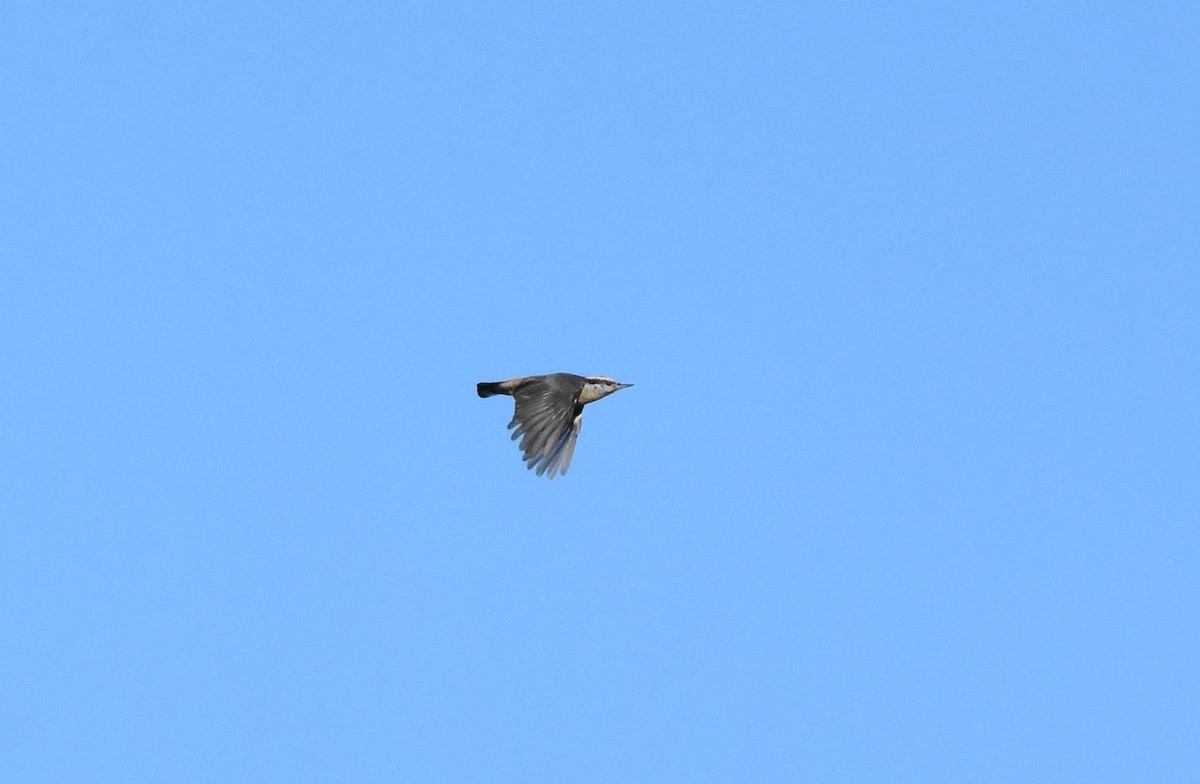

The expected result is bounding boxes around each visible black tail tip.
[477,382,502,398]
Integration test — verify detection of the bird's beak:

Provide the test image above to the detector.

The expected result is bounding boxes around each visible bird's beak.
[618,383,633,389]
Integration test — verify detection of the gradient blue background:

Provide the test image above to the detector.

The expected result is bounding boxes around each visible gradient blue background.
[3,2,1197,781]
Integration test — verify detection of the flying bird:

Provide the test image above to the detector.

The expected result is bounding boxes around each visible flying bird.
[477,373,633,478]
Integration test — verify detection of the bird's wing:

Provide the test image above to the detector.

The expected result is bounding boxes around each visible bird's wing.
[545,412,583,479]
[508,378,581,478]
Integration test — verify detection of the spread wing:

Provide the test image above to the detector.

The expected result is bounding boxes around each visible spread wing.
[538,411,582,479]
[508,378,583,478]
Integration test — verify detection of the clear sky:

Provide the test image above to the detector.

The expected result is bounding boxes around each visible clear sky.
[3,2,1197,782]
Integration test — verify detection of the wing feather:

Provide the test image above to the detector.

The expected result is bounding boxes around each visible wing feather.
[543,413,583,478]
[508,376,581,479]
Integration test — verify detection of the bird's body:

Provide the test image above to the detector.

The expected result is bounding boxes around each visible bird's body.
[477,373,632,478]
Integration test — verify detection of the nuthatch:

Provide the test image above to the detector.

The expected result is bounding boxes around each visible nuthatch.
[477,373,633,478]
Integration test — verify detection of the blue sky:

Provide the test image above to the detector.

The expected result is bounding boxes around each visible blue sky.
[3,2,1197,781]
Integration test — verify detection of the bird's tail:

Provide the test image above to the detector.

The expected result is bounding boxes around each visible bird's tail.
[477,381,505,398]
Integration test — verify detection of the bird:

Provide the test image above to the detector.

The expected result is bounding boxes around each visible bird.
[477,373,633,478]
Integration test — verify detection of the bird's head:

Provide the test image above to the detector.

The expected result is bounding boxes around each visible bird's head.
[579,376,633,404]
